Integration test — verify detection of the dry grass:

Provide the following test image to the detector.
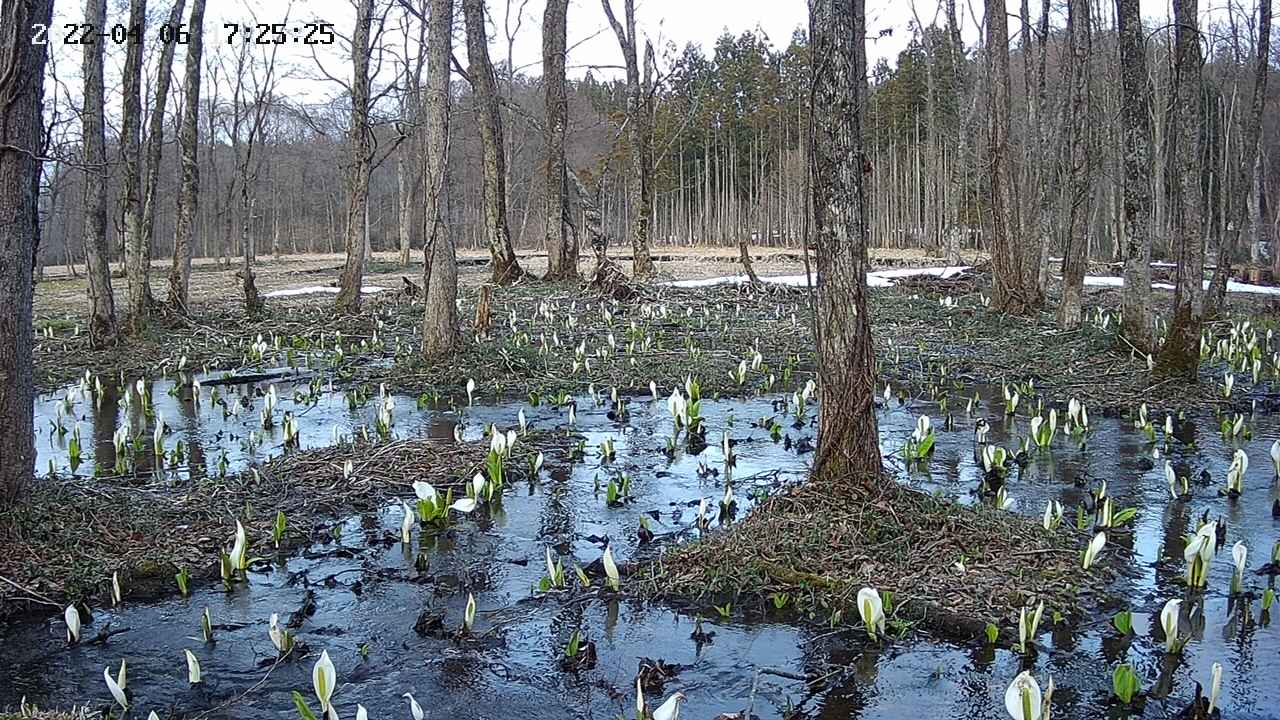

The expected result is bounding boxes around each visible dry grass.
[634,476,1105,640]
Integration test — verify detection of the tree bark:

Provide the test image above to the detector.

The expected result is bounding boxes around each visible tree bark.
[141,0,186,307]
[1205,0,1270,316]
[808,0,882,480]
[0,0,54,504]
[1056,0,1093,328]
[422,0,462,357]
[167,0,206,311]
[397,152,413,266]
[335,0,376,312]
[121,0,149,334]
[602,0,655,277]
[542,0,577,280]
[984,0,1039,315]
[463,0,526,285]
[82,0,118,346]
[1116,0,1154,352]
[1156,0,1205,378]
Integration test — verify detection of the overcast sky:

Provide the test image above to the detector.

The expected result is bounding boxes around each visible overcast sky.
[42,0,1211,114]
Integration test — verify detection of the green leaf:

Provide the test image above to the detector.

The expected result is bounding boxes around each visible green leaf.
[1112,610,1133,635]
[292,691,318,720]
[984,623,999,645]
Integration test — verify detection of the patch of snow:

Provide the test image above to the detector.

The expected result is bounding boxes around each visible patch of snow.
[264,285,388,298]
[1081,276,1279,296]
[665,265,972,290]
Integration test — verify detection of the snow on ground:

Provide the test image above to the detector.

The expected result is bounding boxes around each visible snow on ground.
[665,266,971,290]
[263,285,389,298]
[1081,276,1280,295]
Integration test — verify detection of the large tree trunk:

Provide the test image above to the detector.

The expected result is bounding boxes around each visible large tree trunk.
[82,0,118,346]
[167,0,206,312]
[602,0,656,277]
[463,0,525,285]
[1156,0,1205,378]
[1116,0,1154,352]
[1056,0,1093,328]
[335,0,376,313]
[1205,0,1270,315]
[141,0,186,307]
[985,0,1039,315]
[121,0,149,334]
[0,0,54,505]
[808,0,882,480]
[542,0,577,280]
[422,0,462,357]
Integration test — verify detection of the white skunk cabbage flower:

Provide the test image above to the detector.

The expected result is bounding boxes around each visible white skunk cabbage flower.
[403,692,425,720]
[856,587,885,639]
[228,521,248,571]
[312,650,337,717]
[466,378,476,405]
[412,481,437,503]
[1271,440,1280,476]
[470,473,487,498]
[64,605,81,643]
[104,662,128,711]
[184,649,202,684]
[636,676,646,717]
[518,409,527,434]
[603,546,620,591]
[268,613,290,653]
[1082,532,1106,570]
[1160,599,1184,653]
[464,593,477,632]
[356,704,368,720]
[1004,671,1043,720]
[652,691,686,720]
[1208,662,1222,714]
[650,381,659,400]
[451,497,478,514]
[401,502,415,544]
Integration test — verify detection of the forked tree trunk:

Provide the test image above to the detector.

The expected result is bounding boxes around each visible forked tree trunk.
[141,0,186,308]
[83,0,118,346]
[422,0,462,357]
[0,0,55,505]
[1057,0,1093,328]
[463,0,526,285]
[1205,0,1270,316]
[602,0,656,277]
[335,0,375,312]
[985,0,1038,315]
[542,0,577,280]
[1156,0,1205,378]
[121,0,149,334]
[1116,0,1154,352]
[808,0,882,480]
[167,0,206,311]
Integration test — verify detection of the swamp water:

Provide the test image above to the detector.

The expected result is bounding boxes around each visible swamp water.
[4,374,1279,719]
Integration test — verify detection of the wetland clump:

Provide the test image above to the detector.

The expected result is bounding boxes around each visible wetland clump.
[636,475,1103,639]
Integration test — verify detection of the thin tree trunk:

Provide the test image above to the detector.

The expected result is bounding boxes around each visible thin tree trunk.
[335,0,376,312]
[1206,0,1270,315]
[1156,0,1205,378]
[141,0,186,309]
[1116,0,1154,352]
[463,0,526,285]
[167,0,206,311]
[0,0,55,503]
[121,0,149,333]
[398,152,412,266]
[422,0,462,357]
[542,0,577,280]
[602,0,655,277]
[1057,0,1093,328]
[83,0,118,346]
[985,0,1038,314]
[808,0,882,480]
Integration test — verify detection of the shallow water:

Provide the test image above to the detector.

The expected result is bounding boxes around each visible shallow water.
[6,376,1280,719]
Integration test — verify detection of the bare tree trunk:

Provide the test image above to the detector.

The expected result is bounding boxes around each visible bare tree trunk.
[141,0,186,309]
[82,0,118,346]
[1156,0,1205,378]
[0,0,54,504]
[1057,0,1093,328]
[335,0,376,312]
[1205,0,1270,315]
[397,152,412,266]
[422,0,462,357]
[808,0,882,480]
[1116,0,1154,352]
[542,0,577,280]
[463,0,526,285]
[602,0,656,277]
[121,0,149,334]
[985,0,1038,315]
[167,0,205,312]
